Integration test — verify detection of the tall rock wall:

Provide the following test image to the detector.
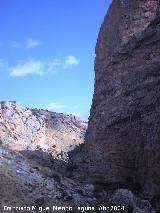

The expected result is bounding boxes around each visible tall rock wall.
[72,0,160,199]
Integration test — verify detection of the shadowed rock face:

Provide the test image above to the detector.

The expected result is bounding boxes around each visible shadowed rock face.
[72,0,160,199]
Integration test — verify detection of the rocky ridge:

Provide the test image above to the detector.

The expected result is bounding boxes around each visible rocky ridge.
[0,101,86,160]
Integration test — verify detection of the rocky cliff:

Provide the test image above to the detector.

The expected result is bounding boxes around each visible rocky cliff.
[0,101,86,160]
[72,0,160,202]
[0,101,154,212]
[1,1,160,211]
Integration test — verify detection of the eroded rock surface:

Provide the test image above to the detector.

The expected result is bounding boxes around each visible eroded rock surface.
[0,146,98,213]
[71,0,160,203]
[0,101,86,160]
[0,145,155,213]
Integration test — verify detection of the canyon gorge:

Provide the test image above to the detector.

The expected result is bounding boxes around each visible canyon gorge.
[1,0,160,212]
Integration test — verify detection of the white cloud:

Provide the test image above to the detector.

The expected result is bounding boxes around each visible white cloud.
[0,39,40,48]
[64,55,79,66]
[47,103,71,111]
[47,59,61,73]
[48,56,80,72]
[27,38,41,48]
[9,55,80,77]
[46,102,78,111]
[9,60,45,77]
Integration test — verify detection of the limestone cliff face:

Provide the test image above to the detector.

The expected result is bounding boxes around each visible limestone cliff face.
[0,101,86,160]
[72,0,160,199]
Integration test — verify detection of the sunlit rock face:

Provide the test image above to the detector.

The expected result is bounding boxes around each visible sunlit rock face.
[72,0,160,198]
[0,101,86,160]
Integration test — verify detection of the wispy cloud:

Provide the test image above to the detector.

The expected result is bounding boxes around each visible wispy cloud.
[47,59,61,73]
[0,38,41,48]
[47,103,72,111]
[48,56,79,72]
[9,55,80,77]
[64,55,80,69]
[27,38,41,48]
[47,55,80,72]
[9,60,45,77]
[65,55,79,66]
[46,102,78,114]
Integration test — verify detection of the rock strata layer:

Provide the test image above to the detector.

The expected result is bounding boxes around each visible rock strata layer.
[72,0,160,200]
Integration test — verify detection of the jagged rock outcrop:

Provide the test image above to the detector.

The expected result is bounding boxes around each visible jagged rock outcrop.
[71,0,160,202]
[0,101,86,160]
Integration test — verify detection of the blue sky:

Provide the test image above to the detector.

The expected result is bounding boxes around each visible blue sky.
[0,0,111,120]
